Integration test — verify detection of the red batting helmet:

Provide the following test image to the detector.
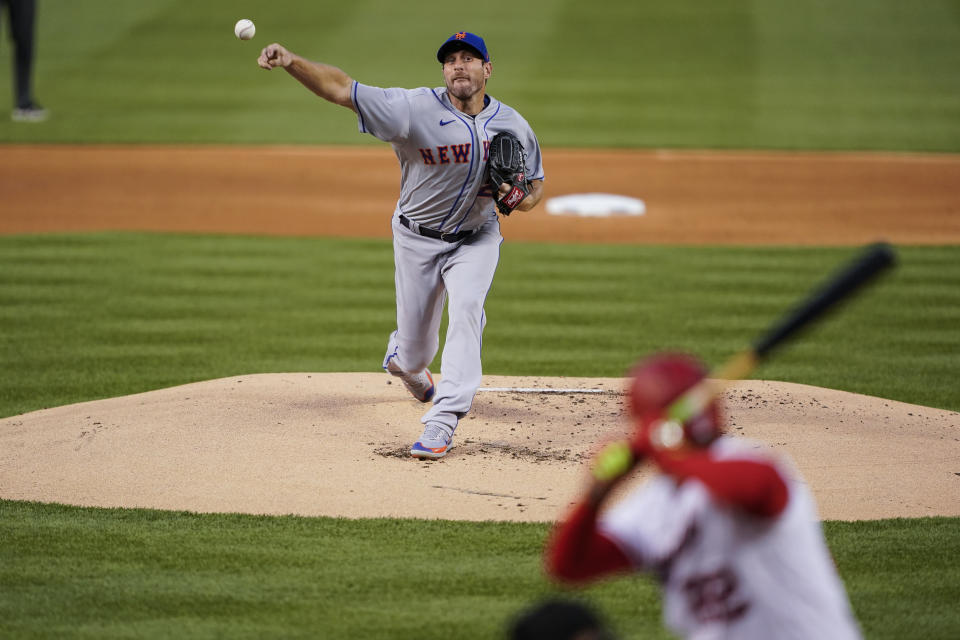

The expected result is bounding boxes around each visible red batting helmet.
[628,352,721,448]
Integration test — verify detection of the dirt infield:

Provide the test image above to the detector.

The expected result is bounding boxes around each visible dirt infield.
[2,145,958,522]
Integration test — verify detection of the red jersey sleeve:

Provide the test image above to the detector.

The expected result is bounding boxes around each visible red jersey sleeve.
[655,451,789,518]
[545,500,633,583]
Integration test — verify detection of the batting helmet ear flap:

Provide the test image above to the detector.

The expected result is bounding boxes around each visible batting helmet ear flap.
[628,352,722,449]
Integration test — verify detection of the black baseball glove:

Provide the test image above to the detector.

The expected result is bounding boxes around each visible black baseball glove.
[487,131,530,215]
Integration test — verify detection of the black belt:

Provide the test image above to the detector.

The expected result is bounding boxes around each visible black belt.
[399,214,476,243]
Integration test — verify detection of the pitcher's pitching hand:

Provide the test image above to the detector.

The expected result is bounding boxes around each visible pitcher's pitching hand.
[258,44,293,70]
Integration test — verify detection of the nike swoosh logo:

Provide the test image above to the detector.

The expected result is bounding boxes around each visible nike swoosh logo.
[439,119,455,126]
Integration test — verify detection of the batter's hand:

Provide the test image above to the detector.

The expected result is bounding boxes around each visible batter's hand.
[591,440,641,484]
[258,43,294,70]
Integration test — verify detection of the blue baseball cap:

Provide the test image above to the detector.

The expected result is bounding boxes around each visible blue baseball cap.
[437,31,489,63]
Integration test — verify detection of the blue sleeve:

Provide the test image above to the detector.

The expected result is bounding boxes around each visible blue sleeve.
[352,82,411,143]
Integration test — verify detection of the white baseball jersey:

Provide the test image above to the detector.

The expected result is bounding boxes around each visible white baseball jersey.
[600,437,862,640]
[352,82,543,433]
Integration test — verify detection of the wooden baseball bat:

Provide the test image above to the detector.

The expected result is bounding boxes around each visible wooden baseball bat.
[666,242,897,423]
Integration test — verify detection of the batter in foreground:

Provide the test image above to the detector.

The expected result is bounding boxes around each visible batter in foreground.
[546,352,863,639]
[258,32,545,459]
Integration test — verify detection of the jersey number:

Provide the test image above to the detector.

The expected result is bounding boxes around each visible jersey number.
[682,567,750,623]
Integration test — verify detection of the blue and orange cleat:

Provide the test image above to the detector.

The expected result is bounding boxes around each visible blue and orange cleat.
[410,423,454,459]
[386,360,435,403]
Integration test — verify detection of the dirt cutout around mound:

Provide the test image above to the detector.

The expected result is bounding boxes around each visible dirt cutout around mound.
[2,373,957,522]
[2,146,959,244]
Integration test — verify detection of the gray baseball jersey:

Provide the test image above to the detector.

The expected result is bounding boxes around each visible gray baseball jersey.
[352,83,544,232]
[352,82,544,437]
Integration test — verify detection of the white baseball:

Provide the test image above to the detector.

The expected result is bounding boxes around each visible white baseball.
[234,19,256,41]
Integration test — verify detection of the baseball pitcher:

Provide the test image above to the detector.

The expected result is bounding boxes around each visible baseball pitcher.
[258,31,545,459]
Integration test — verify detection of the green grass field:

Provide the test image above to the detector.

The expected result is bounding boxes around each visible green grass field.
[1,0,959,150]
[2,1,959,638]
[1,235,958,417]
[1,236,959,638]
[2,502,959,640]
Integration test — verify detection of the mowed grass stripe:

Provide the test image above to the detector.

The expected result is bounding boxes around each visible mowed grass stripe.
[1,0,958,150]
[2,500,958,640]
[0,501,581,640]
[1,234,958,416]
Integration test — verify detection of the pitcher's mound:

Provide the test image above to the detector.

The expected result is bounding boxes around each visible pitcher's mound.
[1,373,957,522]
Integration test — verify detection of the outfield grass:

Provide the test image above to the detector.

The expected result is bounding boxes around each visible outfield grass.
[1,0,958,150]
[2,501,957,639]
[1,234,958,417]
